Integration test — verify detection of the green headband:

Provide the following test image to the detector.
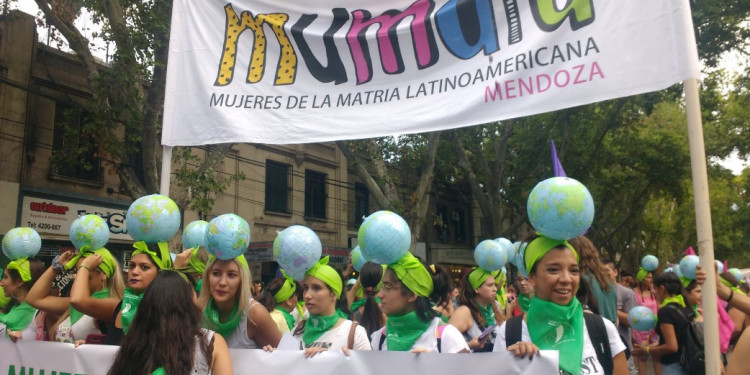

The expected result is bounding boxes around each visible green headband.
[388,252,433,297]
[207,254,249,271]
[7,258,31,282]
[305,256,342,298]
[636,267,649,283]
[274,269,297,303]
[65,247,117,277]
[469,267,494,290]
[524,235,578,274]
[0,284,9,309]
[188,248,206,274]
[680,276,693,289]
[132,241,173,270]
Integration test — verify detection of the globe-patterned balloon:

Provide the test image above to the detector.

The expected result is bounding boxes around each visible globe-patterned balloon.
[126,194,181,243]
[495,237,514,257]
[679,255,700,280]
[2,227,41,260]
[69,214,109,250]
[628,306,657,331]
[513,242,529,277]
[729,268,744,284]
[273,225,322,281]
[206,214,251,260]
[350,245,368,272]
[357,211,411,265]
[526,177,595,240]
[716,260,724,274]
[641,255,659,272]
[474,240,507,271]
[182,220,209,249]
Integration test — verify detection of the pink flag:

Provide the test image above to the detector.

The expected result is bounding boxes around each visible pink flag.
[684,246,696,255]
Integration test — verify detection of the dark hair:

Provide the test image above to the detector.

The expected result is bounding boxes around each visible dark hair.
[357,262,385,337]
[427,263,453,307]
[108,271,210,375]
[600,258,615,267]
[576,277,600,314]
[5,258,45,311]
[457,270,488,327]
[569,236,611,292]
[654,271,682,296]
[292,270,352,337]
[257,277,288,312]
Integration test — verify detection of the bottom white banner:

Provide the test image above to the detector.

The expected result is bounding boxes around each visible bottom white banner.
[0,340,559,374]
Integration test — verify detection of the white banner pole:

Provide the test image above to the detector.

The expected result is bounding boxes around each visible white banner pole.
[684,77,720,374]
[159,146,173,196]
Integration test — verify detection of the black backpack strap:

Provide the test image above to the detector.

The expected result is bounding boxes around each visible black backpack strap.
[504,315,524,348]
[378,328,386,350]
[584,313,613,375]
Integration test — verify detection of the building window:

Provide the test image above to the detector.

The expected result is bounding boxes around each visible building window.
[354,183,369,225]
[51,103,101,182]
[305,169,327,219]
[453,208,467,243]
[265,160,291,213]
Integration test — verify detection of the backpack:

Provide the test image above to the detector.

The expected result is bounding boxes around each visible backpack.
[378,324,447,352]
[505,312,613,375]
[668,305,705,375]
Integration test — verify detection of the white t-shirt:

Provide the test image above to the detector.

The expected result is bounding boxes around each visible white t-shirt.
[370,317,469,353]
[293,319,371,351]
[493,316,626,375]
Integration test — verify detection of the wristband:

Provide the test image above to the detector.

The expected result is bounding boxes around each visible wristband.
[80,265,91,272]
[52,255,66,272]
[645,346,650,355]
[727,289,735,304]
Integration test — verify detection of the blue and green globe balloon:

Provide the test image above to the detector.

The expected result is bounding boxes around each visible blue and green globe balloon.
[494,237,514,257]
[350,245,368,272]
[641,255,659,272]
[273,225,322,281]
[679,255,700,280]
[475,239,507,271]
[729,268,744,284]
[2,227,41,260]
[206,214,250,260]
[182,220,209,249]
[526,177,594,240]
[628,306,657,331]
[716,260,724,274]
[126,194,181,243]
[358,211,411,265]
[69,214,109,250]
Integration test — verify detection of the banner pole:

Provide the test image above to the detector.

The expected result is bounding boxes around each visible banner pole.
[684,78,720,374]
[160,146,173,196]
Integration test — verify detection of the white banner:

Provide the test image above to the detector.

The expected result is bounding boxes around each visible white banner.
[162,0,700,146]
[0,340,558,374]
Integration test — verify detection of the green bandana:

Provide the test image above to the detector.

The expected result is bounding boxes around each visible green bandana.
[207,255,249,272]
[0,301,36,337]
[132,241,172,270]
[660,295,686,308]
[203,299,243,338]
[70,288,110,325]
[524,236,578,274]
[517,293,531,313]
[302,313,341,345]
[350,296,382,311]
[188,248,206,274]
[477,301,495,326]
[151,367,165,375]
[296,301,305,317]
[388,253,433,297]
[65,248,117,277]
[7,258,31,282]
[274,270,297,303]
[385,310,432,351]
[195,279,203,294]
[496,274,508,310]
[720,277,747,296]
[468,267,493,290]
[305,256,343,298]
[276,307,296,331]
[680,277,693,289]
[527,296,584,375]
[636,268,649,283]
[121,287,144,334]
[0,287,9,310]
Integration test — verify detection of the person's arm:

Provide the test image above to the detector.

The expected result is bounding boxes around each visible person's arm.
[611,351,629,375]
[650,323,679,356]
[173,248,192,269]
[211,333,233,375]
[448,305,472,333]
[719,282,750,316]
[26,254,72,315]
[729,328,750,375]
[248,302,283,347]
[728,307,746,340]
[69,253,120,321]
[617,310,630,327]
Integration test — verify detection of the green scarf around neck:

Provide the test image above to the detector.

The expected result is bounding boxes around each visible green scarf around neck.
[385,310,432,351]
[350,296,381,311]
[203,299,243,338]
[70,288,110,326]
[0,301,36,337]
[477,301,495,326]
[660,295,686,308]
[517,293,531,313]
[121,287,143,334]
[276,307,296,331]
[302,313,341,345]
[526,296,584,375]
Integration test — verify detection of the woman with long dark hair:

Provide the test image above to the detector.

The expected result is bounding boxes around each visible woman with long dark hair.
[349,262,385,337]
[449,267,499,352]
[0,257,45,340]
[107,270,232,375]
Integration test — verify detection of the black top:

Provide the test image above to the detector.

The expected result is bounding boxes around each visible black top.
[656,302,692,364]
[103,301,124,346]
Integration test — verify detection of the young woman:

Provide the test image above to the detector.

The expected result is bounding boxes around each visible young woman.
[450,267,499,352]
[494,235,628,375]
[633,272,693,375]
[103,241,172,345]
[257,270,298,334]
[107,270,232,375]
[428,263,455,323]
[289,256,370,356]
[682,279,702,322]
[0,257,45,340]
[348,262,385,337]
[371,253,468,353]
[513,273,533,316]
[633,268,662,375]
[198,256,281,349]
[570,236,617,324]
[26,248,124,343]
